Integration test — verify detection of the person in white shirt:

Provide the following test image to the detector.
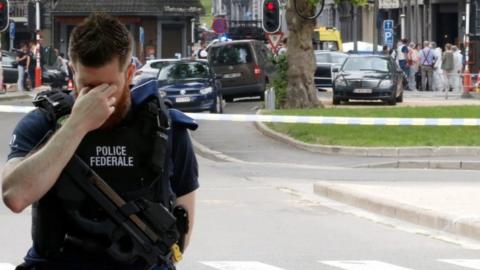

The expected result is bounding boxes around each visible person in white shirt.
[452,46,463,93]
[431,42,446,92]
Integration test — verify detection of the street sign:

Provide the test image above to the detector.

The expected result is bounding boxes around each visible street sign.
[9,21,14,40]
[379,0,400,9]
[383,20,394,30]
[383,20,394,49]
[139,26,144,45]
[266,32,283,53]
[212,18,227,34]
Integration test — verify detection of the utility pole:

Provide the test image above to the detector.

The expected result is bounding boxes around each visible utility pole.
[465,0,471,72]
[373,0,379,53]
[353,4,358,52]
[34,0,41,88]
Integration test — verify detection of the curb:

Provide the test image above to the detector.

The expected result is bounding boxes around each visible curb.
[358,160,480,170]
[190,135,244,163]
[313,181,480,242]
[254,111,480,157]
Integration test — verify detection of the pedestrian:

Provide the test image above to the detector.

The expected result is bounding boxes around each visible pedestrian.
[407,42,419,91]
[452,45,463,93]
[382,45,390,56]
[27,41,37,89]
[2,13,198,270]
[431,42,445,92]
[419,41,434,91]
[441,43,455,92]
[396,38,410,79]
[15,43,29,92]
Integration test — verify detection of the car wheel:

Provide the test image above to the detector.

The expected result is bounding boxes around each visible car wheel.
[396,91,403,103]
[210,94,223,114]
[333,97,341,105]
[386,96,397,105]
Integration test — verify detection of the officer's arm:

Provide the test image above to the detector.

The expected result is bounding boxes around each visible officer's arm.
[2,84,118,213]
[2,119,90,213]
[176,190,196,251]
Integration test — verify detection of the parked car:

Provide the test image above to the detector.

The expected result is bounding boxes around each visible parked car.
[314,50,348,89]
[153,59,223,113]
[207,40,275,102]
[332,55,405,105]
[132,58,177,85]
[2,50,68,91]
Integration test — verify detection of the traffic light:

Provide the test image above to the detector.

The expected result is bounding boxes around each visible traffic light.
[0,0,9,32]
[262,0,281,33]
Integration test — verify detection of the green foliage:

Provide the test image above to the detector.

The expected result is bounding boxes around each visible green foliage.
[268,54,288,109]
[200,0,213,27]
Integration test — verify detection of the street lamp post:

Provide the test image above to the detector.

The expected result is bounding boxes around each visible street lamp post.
[34,0,41,88]
[465,0,471,72]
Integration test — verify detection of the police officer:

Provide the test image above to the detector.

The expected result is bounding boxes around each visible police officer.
[1,13,198,270]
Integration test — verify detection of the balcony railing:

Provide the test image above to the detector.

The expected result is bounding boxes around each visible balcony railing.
[9,0,28,18]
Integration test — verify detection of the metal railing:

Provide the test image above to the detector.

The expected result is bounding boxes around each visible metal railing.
[9,0,28,18]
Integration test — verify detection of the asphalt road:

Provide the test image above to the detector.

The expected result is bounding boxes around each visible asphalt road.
[0,97,480,270]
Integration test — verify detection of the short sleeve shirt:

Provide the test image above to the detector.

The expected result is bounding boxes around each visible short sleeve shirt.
[7,108,199,197]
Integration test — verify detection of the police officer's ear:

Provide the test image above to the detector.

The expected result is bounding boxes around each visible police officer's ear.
[126,62,136,85]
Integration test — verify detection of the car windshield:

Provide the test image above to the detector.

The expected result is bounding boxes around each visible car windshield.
[342,57,390,72]
[316,53,347,64]
[158,62,210,81]
[210,44,253,66]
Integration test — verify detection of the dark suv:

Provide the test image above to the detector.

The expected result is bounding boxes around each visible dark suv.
[208,40,274,102]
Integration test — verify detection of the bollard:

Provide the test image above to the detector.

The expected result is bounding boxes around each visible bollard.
[264,87,276,110]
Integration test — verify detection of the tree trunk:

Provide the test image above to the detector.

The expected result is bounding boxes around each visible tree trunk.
[284,0,322,108]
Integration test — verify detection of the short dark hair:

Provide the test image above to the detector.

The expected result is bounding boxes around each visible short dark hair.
[68,13,132,70]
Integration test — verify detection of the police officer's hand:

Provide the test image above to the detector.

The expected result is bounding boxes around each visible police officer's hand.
[70,84,117,133]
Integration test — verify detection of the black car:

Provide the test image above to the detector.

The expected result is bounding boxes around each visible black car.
[154,59,223,113]
[314,50,348,89]
[332,55,405,105]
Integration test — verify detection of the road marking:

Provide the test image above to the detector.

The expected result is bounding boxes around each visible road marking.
[439,259,480,269]
[0,263,16,270]
[319,260,414,270]
[0,105,35,113]
[201,261,285,270]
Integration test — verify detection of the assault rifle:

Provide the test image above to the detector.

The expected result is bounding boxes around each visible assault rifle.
[62,154,186,270]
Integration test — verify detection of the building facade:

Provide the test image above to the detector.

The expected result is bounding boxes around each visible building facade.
[4,0,203,61]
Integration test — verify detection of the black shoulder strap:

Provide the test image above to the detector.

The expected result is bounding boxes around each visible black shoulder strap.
[32,90,74,124]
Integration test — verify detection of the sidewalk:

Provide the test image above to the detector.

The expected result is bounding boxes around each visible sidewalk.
[314,180,480,242]
[0,85,50,101]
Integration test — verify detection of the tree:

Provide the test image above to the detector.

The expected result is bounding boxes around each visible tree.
[284,0,368,109]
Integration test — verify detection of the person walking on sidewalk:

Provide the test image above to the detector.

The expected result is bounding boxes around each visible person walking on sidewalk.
[432,42,445,92]
[16,43,29,92]
[441,43,455,92]
[396,39,410,79]
[419,41,434,91]
[407,42,419,91]
[452,46,463,93]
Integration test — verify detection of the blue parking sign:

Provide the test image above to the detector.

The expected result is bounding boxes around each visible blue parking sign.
[383,20,394,49]
[9,21,15,40]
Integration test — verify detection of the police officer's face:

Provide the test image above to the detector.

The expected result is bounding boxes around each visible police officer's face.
[72,57,135,129]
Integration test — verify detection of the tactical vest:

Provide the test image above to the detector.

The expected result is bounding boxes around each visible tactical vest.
[31,89,177,266]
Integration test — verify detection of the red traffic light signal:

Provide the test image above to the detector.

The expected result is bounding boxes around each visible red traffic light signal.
[262,0,281,33]
[266,2,275,11]
[0,0,8,32]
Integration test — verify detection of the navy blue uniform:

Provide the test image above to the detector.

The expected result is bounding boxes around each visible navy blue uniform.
[7,86,199,269]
